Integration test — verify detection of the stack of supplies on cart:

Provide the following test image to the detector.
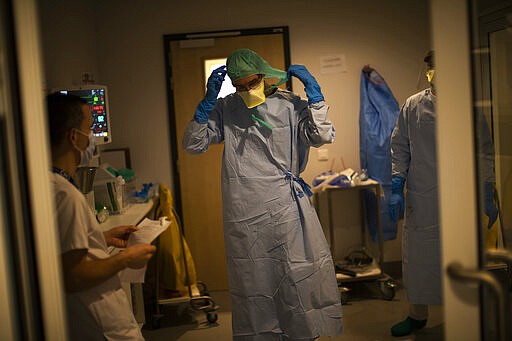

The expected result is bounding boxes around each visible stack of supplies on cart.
[312,168,378,192]
[335,248,381,280]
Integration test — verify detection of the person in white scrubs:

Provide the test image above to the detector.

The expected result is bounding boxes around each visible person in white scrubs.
[183,48,343,340]
[46,93,156,341]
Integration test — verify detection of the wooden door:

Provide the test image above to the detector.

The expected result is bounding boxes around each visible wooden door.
[169,30,288,290]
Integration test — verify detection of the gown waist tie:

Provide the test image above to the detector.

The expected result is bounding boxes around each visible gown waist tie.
[285,171,313,199]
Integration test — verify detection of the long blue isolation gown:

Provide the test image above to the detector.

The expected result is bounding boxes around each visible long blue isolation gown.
[392,89,497,305]
[359,68,400,241]
[183,89,343,340]
[391,89,441,304]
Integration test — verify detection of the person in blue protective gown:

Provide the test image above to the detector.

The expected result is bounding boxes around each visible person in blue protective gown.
[388,51,498,337]
[388,50,440,337]
[182,48,343,340]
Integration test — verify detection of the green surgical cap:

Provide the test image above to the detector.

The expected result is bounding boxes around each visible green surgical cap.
[226,48,288,84]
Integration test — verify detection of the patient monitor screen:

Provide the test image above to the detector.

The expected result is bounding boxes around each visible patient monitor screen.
[57,87,112,145]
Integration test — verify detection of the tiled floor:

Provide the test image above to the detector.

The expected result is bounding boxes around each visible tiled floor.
[142,281,444,341]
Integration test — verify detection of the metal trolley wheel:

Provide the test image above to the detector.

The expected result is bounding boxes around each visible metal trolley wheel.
[339,286,350,305]
[207,311,218,323]
[190,295,220,324]
[379,279,397,300]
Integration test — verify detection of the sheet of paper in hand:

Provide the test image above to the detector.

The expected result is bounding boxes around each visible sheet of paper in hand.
[127,217,170,246]
[120,217,170,283]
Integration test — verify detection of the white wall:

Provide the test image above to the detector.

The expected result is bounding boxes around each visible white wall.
[38,0,431,261]
[39,1,98,90]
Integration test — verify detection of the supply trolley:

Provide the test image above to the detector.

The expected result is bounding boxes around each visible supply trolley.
[144,204,219,329]
[313,181,397,304]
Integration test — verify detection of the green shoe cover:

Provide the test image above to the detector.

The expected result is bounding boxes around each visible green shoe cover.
[391,316,427,337]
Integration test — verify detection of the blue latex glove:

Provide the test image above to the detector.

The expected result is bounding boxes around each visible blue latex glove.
[484,182,498,228]
[287,64,324,104]
[389,176,405,222]
[194,65,227,124]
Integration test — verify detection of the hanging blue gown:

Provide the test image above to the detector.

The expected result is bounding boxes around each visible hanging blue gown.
[359,68,400,241]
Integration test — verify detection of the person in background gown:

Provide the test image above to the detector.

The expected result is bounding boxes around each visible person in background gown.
[388,50,499,337]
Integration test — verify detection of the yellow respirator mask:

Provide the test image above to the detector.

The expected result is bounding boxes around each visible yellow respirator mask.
[237,80,266,109]
[426,69,435,83]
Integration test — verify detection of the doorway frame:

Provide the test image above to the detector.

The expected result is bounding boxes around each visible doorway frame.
[433,0,512,339]
[163,26,291,219]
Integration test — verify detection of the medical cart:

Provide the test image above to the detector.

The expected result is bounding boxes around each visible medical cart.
[313,181,396,304]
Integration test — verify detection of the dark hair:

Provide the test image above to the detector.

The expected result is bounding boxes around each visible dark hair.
[46,93,87,148]
[424,50,435,69]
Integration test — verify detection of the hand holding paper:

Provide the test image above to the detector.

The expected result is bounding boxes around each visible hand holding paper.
[104,225,138,248]
[126,217,169,246]
[119,217,170,282]
[124,243,156,269]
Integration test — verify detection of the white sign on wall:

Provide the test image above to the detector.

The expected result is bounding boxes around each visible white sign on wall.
[320,54,347,74]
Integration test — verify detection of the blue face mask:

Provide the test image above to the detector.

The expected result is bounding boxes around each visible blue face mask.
[74,129,97,167]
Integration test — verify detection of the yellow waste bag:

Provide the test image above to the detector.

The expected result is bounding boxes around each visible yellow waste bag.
[483,213,500,250]
[156,183,197,294]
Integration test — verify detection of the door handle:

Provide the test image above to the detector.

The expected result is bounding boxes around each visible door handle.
[486,248,512,265]
[447,262,508,341]
[486,248,512,341]
[486,248,512,290]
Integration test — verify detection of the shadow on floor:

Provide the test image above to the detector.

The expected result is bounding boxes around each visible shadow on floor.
[142,288,445,341]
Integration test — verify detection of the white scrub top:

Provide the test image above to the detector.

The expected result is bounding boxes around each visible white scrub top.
[51,172,143,341]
